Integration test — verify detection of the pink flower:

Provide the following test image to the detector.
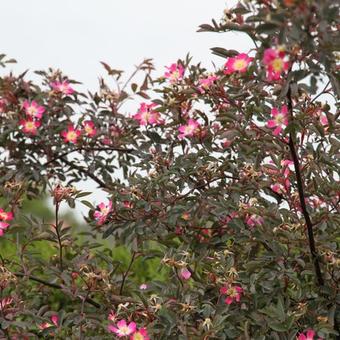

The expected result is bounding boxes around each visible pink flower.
[19,119,41,135]
[263,48,289,81]
[0,209,13,221]
[178,119,200,139]
[271,183,285,194]
[164,63,184,84]
[224,53,253,74]
[82,120,96,137]
[130,328,150,340]
[220,284,243,305]
[38,322,53,330]
[51,80,75,95]
[297,329,316,340]
[51,315,59,327]
[94,201,112,225]
[139,283,148,290]
[0,296,13,310]
[281,159,294,177]
[61,125,81,143]
[23,100,45,119]
[0,222,9,237]
[245,214,264,228]
[108,311,116,322]
[198,75,218,93]
[267,105,289,135]
[133,103,163,126]
[180,268,191,280]
[108,319,137,337]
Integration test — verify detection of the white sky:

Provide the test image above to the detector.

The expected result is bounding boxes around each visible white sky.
[1,0,252,219]
[1,0,251,87]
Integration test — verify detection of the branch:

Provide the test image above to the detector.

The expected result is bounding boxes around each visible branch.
[119,251,137,295]
[287,85,324,286]
[60,157,111,190]
[13,272,100,308]
[43,146,133,167]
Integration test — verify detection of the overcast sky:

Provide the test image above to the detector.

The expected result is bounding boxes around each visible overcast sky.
[1,0,252,218]
[1,0,251,87]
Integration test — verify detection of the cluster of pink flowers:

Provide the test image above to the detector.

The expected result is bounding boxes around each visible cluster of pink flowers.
[133,103,163,126]
[267,105,289,136]
[220,284,243,305]
[224,53,253,74]
[94,201,112,225]
[263,48,289,81]
[19,100,45,136]
[108,319,150,340]
[51,80,74,95]
[197,75,218,93]
[0,208,14,237]
[61,120,97,143]
[164,63,184,84]
[178,119,200,139]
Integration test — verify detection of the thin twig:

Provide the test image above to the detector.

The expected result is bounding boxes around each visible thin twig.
[287,84,324,286]
[119,252,137,295]
[13,272,100,308]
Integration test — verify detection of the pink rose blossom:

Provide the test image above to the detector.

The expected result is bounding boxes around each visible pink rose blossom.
[0,209,13,221]
[130,328,150,340]
[51,315,59,327]
[61,125,81,143]
[297,329,317,340]
[271,183,285,194]
[267,105,289,135]
[263,48,289,81]
[108,319,137,337]
[220,284,243,305]
[51,80,75,95]
[0,296,13,310]
[0,222,10,236]
[224,53,253,74]
[133,103,163,126]
[180,268,191,280]
[19,119,41,135]
[82,120,96,137]
[164,63,184,84]
[108,311,116,322]
[198,75,218,93]
[178,119,200,139]
[94,201,112,225]
[23,100,45,119]
[245,214,264,228]
[281,159,294,177]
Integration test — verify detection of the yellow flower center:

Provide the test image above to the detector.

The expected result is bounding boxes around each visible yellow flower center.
[275,113,285,125]
[26,122,35,130]
[133,333,144,340]
[233,59,247,70]
[272,58,284,72]
[120,326,131,335]
[27,107,37,115]
[67,131,77,140]
[227,287,237,297]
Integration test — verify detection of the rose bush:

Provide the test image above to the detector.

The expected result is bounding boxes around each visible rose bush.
[0,0,339,338]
